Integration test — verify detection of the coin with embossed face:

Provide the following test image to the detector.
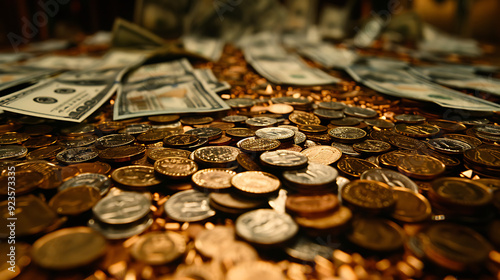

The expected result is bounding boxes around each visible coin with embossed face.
[300,145,342,165]
[192,168,236,191]
[348,218,404,251]
[395,123,440,138]
[58,173,111,195]
[131,231,186,265]
[236,153,262,171]
[163,134,199,147]
[56,146,99,164]
[0,145,28,160]
[394,114,426,124]
[93,192,151,224]
[95,133,135,148]
[185,127,223,140]
[111,166,162,188]
[378,150,416,169]
[57,135,97,148]
[245,117,278,129]
[283,163,338,193]
[181,116,214,125]
[464,148,500,168]
[337,157,380,177]
[328,127,366,143]
[0,132,29,144]
[389,133,425,150]
[289,111,321,126]
[238,138,281,153]
[474,124,500,136]
[341,180,396,213]
[353,140,391,154]
[98,145,146,163]
[231,171,281,197]
[361,168,418,193]
[344,106,377,118]
[419,147,461,170]
[154,157,198,179]
[146,147,191,163]
[226,128,255,139]
[49,185,101,216]
[391,188,431,222]
[164,190,215,222]
[260,150,308,170]
[255,127,295,142]
[427,138,472,154]
[429,177,492,209]
[236,209,298,245]
[397,155,445,180]
[193,145,240,167]
[444,134,482,148]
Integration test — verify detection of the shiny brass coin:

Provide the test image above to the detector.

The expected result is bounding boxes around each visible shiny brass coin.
[464,148,500,168]
[192,168,236,191]
[96,133,135,148]
[395,123,440,138]
[397,155,445,180]
[205,121,235,131]
[306,133,332,144]
[378,150,416,168]
[146,147,191,163]
[341,180,396,213]
[131,231,186,265]
[163,134,199,147]
[328,127,366,143]
[370,130,394,142]
[67,161,111,175]
[208,134,232,145]
[232,171,281,197]
[363,118,395,129]
[181,116,214,125]
[15,161,63,189]
[154,157,198,179]
[294,206,352,234]
[26,145,66,160]
[344,106,378,119]
[148,114,180,123]
[31,227,107,270]
[388,133,425,150]
[57,134,97,148]
[289,111,321,125]
[185,127,222,140]
[96,121,125,134]
[137,129,174,143]
[238,138,280,153]
[418,147,461,169]
[98,145,146,162]
[429,177,492,208]
[23,135,57,149]
[60,123,96,136]
[0,195,57,237]
[299,124,328,134]
[0,169,44,195]
[286,193,339,218]
[337,157,380,177]
[193,145,240,167]
[226,261,285,280]
[111,165,163,188]
[300,145,341,165]
[394,114,426,124]
[194,226,236,258]
[226,127,256,138]
[391,188,431,223]
[48,185,101,215]
[352,140,391,154]
[427,119,466,132]
[0,132,30,145]
[0,145,28,160]
[444,134,482,148]
[236,153,262,171]
[267,103,294,114]
[348,218,405,252]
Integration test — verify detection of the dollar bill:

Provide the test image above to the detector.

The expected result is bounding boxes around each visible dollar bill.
[0,52,32,64]
[111,17,165,49]
[296,43,358,69]
[182,36,224,62]
[0,66,56,91]
[114,58,230,120]
[194,68,230,92]
[419,24,481,57]
[22,55,100,70]
[347,63,500,112]
[352,15,385,48]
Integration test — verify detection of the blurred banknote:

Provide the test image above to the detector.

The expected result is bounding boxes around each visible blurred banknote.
[182,36,224,62]
[111,18,166,49]
[296,43,358,69]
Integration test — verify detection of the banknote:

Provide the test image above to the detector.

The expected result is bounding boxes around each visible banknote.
[22,55,100,70]
[111,18,165,49]
[296,43,358,69]
[0,66,56,92]
[194,68,230,92]
[182,36,224,62]
[352,15,385,48]
[419,24,481,57]
[0,52,32,64]
[347,63,500,112]
[114,59,230,120]
[410,65,500,97]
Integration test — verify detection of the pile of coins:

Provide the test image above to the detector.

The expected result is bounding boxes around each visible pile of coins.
[1,44,500,280]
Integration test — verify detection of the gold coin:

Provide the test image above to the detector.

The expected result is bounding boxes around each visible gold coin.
[154,157,198,179]
[231,171,281,197]
[337,157,380,177]
[328,127,366,143]
[23,135,57,149]
[300,145,342,165]
[353,140,391,154]
[181,116,214,125]
[131,231,186,265]
[67,161,111,175]
[98,145,146,162]
[444,134,482,148]
[294,206,352,233]
[194,226,235,258]
[378,149,416,168]
[226,127,256,138]
[48,185,101,216]
[391,188,431,223]
[163,134,199,147]
[111,166,163,188]
[267,104,294,114]
[347,218,405,251]
[148,114,180,123]
[464,148,500,168]
[192,168,236,191]
[289,111,321,125]
[286,193,339,218]
[31,227,107,270]
[429,177,492,208]
[0,132,29,144]
[427,119,466,132]
[15,161,63,189]
[238,138,280,153]
[397,155,445,180]
[236,153,262,171]
[395,123,440,138]
[341,180,396,213]
[0,169,44,196]
[299,124,328,134]
[226,261,285,280]
[26,145,66,160]
[146,147,191,163]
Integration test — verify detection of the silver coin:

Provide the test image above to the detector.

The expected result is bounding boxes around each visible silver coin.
[56,146,98,163]
[0,145,28,160]
[283,163,338,187]
[58,173,111,195]
[360,168,418,193]
[236,209,298,245]
[394,114,426,124]
[427,138,472,154]
[363,119,395,129]
[164,190,215,222]
[222,115,248,123]
[57,135,97,148]
[93,192,151,224]
[88,215,153,240]
[118,123,152,135]
[285,236,335,262]
[255,127,295,141]
[294,131,307,145]
[474,124,500,136]
[185,127,222,140]
[460,118,489,126]
[318,101,346,110]
[344,106,377,119]
[237,137,280,153]
[245,117,277,128]
[96,134,135,148]
[260,150,308,169]
[331,142,360,157]
[225,98,255,108]
[193,146,239,164]
[314,109,344,120]
[271,97,312,106]
[328,127,366,142]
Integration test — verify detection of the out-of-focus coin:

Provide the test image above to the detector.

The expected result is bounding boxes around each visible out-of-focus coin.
[294,206,352,235]
[429,177,492,209]
[111,166,162,188]
[31,227,107,270]
[283,163,338,193]
[306,133,332,145]
[363,119,395,129]
[331,142,361,157]
[238,138,280,153]
[0,145,27,160]
[474,124,500,136]
[419,147,461,169]
[344,106,377,118]
[260,150,308,170]
[476,178,500,190]
[209,192,265,214]
[118,123,152,135]
[464,148,500,168]
[192,168,236,191]
[49,185,101,215]
[146,147,191,163]
[226,127,255,138]
[360,168,418,193]
[289,111,321,125]
[427,119,466,133]
[131,231,186,265]
[57,135,97,148]
[226,261,285,280]
[58,173,111,195]
[148,115,180,123]
[208,133,232,145]
[0,169,43,195]
[0,132,29,144]
[236,153,262,171]
[95,133,135,148]
[88,215,153,240]
[93,192,151,224]
[330,117,361,126]
[154,157,198,179]
[60,124,96,136]
[341,180,396,213]
[255,127,295,142]
[67,161,111,175]
[222,115,248,123]
[328,127,366,143]
[231,171,281,197]
[193,145,240,167]
[163,134,199,147]
[301,145,342,165]
[96,121,125,134]
[391,188,431,222]
[395,123,440,138]
[337,157,380,177]
[267,104,294,114]
[98,145,146,163]
[285,236,335,262]
[348,218,405,251]
[286,193,339,218]
[23,135,57,149]
[394,114,426,124]
[294,131,307,145]
[245,117,278,128]
[397,155,445,180]
[444,134,482,148]
[15,161,63,189]
[181,116,214,125]
[56,146,98,164]
[426,138,472,154]
[164,190,215,222]
[299,125,328,134]
[314,109,344,120]
[186,127,223,140]
[26,145,65,160]
[195,226,235,258]
[353,140,391,154]
[236,209,298,246]
[137,129,175,143]
[318,101,346,110]
[207,121,235,131]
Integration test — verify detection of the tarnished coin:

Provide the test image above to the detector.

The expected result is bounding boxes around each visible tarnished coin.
[59,173,111,195]
[154,157,198,179]
[314,109,344,120]
[238,137,280,153]
[341,180,396,213]
[427,119,466,133]
[260,150,308,170]
[289,111,321,125]
[186,127,223,140]
[283,163,338,193]
[236,153,262,171]
[286,193,339,218]
[328,127,366,143]
[146,147,191,163]
[363,119,395,129]
[344,106,377,118]
[330,117,361,126]
[164,190,215,222]
[222,115,248,123]
[56,146,98,164]
[0,169,44,195]
[98,145,146,163]
[236,209,298,245]
[131,231,186,265]
[93,192,151,224]
[444,134,482,148]
[192,168,236,191]
[0,145,28,160]
[68,162,111,175]
[397,155,445,180]
[337,157,380,177]
[0,132,29,144]
[426,138,472,154]
[245,117,278,128]
[23,135,57,149]
[163,134,199,147]
[31,227,107,270]
[231,171,281,197]
[57,135,97,148]
[226,127,255,138]
[301,145,342,165]
[226,98,254,108]
[26,145,66,160]
[49,185,101,216]
[226,261,285,280]
[318,101,346,110]
[353,139,391,154]
[112,166,162,188]
[429,177,492,208]
[361,168,418,193]
[193,145,240,167]
[394,114,426,124]
[118,123,152,135]
[194,226,235,258]
[255,127,295,142]
[148,114,180,123]
[395,123,440,138]
[348,218,405,251]
[95,133,135,148]
[60,124,96,136]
